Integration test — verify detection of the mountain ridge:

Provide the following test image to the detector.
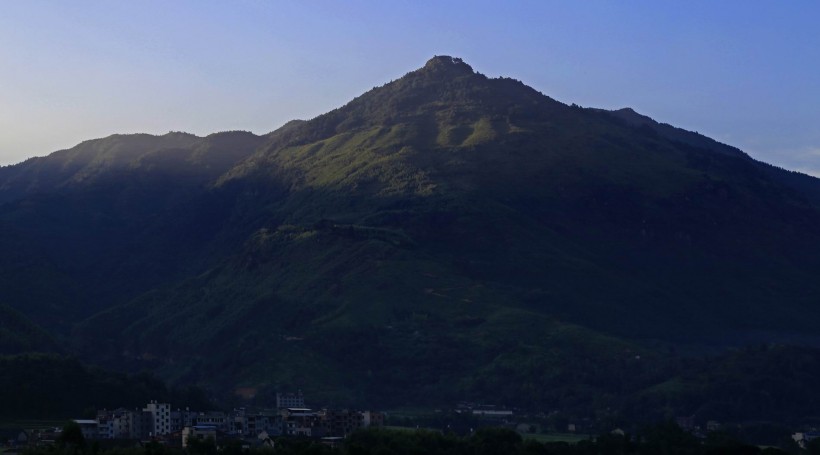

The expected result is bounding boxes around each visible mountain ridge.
[2,56,820,423]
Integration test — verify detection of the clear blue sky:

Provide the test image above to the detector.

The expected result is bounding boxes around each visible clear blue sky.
[1,1,819,174]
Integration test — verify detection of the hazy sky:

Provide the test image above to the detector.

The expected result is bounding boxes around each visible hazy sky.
[1,1,819,174]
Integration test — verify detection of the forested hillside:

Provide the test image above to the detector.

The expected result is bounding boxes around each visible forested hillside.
[2,56,820,423]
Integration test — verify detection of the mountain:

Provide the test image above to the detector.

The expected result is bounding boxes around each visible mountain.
[0,304,57,354]
[0,130,264,329]
[0,353,211,419]
[3,56,820,423]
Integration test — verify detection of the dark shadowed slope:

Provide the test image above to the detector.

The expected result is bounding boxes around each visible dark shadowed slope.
[212,55,820,339]
[2,57,820,419]
[0,130,265,329]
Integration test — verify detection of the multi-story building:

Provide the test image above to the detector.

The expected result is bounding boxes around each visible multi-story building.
[194,411,228,431]
[182,425,218,448]
[229,408,247,435]
[276,391,305,409]
[71,420,99,441]
[131,409,153,440]
[97,417,115,440]
[143,401,172,436]
[281,408,322,437]
[247,411,283,436]
[319,409,363,437]
[315,409,384,436]
[170,408,198,433]
[362,411,385,429]
[97,408,143,439]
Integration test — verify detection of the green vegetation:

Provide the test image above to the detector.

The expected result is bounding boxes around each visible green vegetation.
[0,354,211,419]
[16,426,799,455]
[2,56,820,425]
[0,305,57,354]
[522,433,591,444]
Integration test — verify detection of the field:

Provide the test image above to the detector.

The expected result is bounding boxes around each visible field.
[521,432,591,444]
[0,419,65,429]
[0,418,65,440]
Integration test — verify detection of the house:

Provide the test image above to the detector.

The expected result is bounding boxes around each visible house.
[71,420,99,441]
[256,431,275,448]
[793,432,820,450]
[675,416,695,431]
[182,425,218,448]
[472,408,514,419]
[320,436,344,448]
[25,427,60,447]
[16,429,30,446]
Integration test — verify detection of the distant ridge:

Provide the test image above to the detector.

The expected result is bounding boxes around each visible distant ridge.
[598,106,746,158]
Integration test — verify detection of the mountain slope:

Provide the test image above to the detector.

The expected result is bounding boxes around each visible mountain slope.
[0,304,58,354]
[2,56,820,420]
[0,131,265,329]
[211,55,820,338]
[0,353,210,418]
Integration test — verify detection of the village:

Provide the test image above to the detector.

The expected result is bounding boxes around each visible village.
[5,392,385,451]
[5,393,820,453]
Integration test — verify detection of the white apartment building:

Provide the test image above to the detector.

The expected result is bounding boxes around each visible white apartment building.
[143,401,171,436]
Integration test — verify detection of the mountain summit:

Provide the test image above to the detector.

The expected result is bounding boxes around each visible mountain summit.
[2,57,820,419]
[422,55,475,74]
[235,54,558,163]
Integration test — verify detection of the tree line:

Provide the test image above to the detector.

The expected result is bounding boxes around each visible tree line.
[22,423,820,455]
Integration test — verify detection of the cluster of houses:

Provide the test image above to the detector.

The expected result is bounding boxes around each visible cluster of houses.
[15,393,384,449]
[792,431,820,450]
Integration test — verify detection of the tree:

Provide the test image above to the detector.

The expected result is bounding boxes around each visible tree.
[58,421,86,455]
[470,427,522,455]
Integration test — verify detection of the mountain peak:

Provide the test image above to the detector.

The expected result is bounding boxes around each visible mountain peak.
[422,55,474,75]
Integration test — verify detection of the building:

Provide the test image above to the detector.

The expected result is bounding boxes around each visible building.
[319,409,362,437]
[362,411,385,429]
[194,411,228,431]
[256,431,275,448]
[171,409,198,433]
[71,420,99,441]
[675,416,695,431]
[320,437,344,449]
[97,418,115,440]
[472,409,514,418]
[281,408,321,437]
[276,392,305,409]
[229,408,247,435]
[97,408,145,439]
[131,409,153,440]
[22,428,60,448]
[246,411,283,437]
[182,425,217,448]
[793,432,820,450]
[144,401,172,436]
